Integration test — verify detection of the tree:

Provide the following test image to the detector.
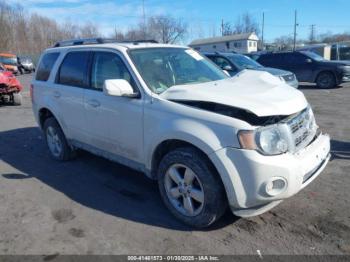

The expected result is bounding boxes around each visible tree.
[222,21,233,36]
[147,15,187,43]
[233,12,260,35]
[79,22,100,38]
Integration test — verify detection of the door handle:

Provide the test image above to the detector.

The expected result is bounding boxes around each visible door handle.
[53,91,61,98]
[87,99,100,108]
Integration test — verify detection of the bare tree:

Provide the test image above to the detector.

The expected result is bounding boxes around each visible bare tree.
[147,15,187,43]
[0,1,101,55]
[79,22,100,38]
[222,21,233,36]
[233,12,260,35]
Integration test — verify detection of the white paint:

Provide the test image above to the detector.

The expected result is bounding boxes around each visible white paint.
[32,42,331,222]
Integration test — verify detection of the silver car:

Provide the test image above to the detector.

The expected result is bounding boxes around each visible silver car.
[204,52,299,88]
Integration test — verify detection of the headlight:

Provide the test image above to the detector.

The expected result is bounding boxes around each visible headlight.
[256,126,289,155]
[338,65,350,72]
[238,125,289,156]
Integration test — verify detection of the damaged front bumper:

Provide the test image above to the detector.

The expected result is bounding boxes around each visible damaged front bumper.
[209,133,331,217]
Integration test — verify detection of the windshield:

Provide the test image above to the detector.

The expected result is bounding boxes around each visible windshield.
[228,54,263,70]
[129,48,228,94]
[0,56,17,65]
[301,51,325,61]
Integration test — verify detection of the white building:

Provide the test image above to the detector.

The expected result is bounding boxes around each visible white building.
[189,32,259,54]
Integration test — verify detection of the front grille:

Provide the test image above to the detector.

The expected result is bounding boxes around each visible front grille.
[286,107,317,152]
[282,74,295,82]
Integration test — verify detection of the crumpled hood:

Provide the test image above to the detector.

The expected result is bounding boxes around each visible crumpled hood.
[160,70,308,117]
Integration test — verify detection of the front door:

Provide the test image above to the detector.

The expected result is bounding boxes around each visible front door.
[83,51,144,164]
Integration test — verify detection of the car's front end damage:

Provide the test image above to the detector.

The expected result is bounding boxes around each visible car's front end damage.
[160,70,331,217]
[209,107,330,217]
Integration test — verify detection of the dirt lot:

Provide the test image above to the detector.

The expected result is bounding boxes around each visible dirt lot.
[0,73,349,255]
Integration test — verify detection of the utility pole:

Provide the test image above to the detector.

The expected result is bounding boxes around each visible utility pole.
[221,19,224,36]
[142,0,146,38]
[261,12,265,50]
[310,24,316,43]
[293,10,298,51]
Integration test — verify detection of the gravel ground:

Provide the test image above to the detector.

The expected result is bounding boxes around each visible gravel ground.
[0,74,349,255]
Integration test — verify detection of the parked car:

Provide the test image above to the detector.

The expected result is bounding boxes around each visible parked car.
[256,51,350,88]
[0,62,23,105]
[19,57,35,73]
[0,53,19,75]
[32,38,330,228]
[203,52,299,88]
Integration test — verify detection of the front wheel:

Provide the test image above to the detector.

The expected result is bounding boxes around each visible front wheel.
[316,72,336,89]
[157,147,227,228]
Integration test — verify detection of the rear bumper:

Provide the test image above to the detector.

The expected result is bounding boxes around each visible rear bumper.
[209,133,330,217]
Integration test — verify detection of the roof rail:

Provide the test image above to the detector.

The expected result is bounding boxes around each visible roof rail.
[53,38,159,48]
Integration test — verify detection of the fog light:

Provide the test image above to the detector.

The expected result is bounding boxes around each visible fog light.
[265,177,287,196]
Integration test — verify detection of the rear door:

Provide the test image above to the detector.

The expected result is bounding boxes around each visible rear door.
[52,50,90,141]
[83,50,144,163]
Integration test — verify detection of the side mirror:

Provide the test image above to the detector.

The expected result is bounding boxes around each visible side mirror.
[222,65,233,71]
[103,79,137,97]
[305,58,313,63]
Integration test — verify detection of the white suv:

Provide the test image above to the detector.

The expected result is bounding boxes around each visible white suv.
[32,38,331,228]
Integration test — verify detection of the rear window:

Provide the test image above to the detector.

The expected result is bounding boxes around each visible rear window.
[57,51,90,87]
[258,54,283,64]
[36,52,60,81]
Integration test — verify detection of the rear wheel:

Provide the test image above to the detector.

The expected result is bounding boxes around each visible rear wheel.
[12,93,22,106]
[43,117,76,161]
[316,72,336,88]
[157,147,227,228]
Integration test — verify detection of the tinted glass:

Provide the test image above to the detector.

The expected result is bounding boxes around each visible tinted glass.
[58,51,89,87]
[91,52,135,90]
[36,52,60,81]
[258,54,283,65]
[283,53,308,64]
[227,54,262,70]
[300,51,324,61]
[215,57,231,69]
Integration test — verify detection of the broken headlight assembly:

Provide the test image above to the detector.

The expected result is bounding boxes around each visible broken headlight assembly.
[238,124,290,156]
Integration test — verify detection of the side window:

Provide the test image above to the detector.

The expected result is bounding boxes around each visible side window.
[283,53,306,64]
[57,51,90,87]
[215,57,231,69]
[36,52,60,81]
[91,52,135,91]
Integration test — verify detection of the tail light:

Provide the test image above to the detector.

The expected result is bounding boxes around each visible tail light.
[30,84,34,103]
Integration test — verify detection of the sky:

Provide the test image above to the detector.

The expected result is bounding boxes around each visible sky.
[6,0,350,44]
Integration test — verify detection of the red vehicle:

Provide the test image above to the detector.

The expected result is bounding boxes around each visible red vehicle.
[0,63,23,105]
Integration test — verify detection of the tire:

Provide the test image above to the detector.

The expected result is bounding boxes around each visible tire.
[316,72,336,89]
[157,147,227,228]
[43,117,76,161]
[12,93,22,106]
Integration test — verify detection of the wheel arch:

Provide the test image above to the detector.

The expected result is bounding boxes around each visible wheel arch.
[38,107,64,131]
[150,138,231,209]
[314,70,338,83]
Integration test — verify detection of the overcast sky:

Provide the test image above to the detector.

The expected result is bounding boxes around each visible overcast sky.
[7,0,350,43]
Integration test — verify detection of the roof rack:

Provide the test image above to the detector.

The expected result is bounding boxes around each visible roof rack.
[53,38,159,48]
